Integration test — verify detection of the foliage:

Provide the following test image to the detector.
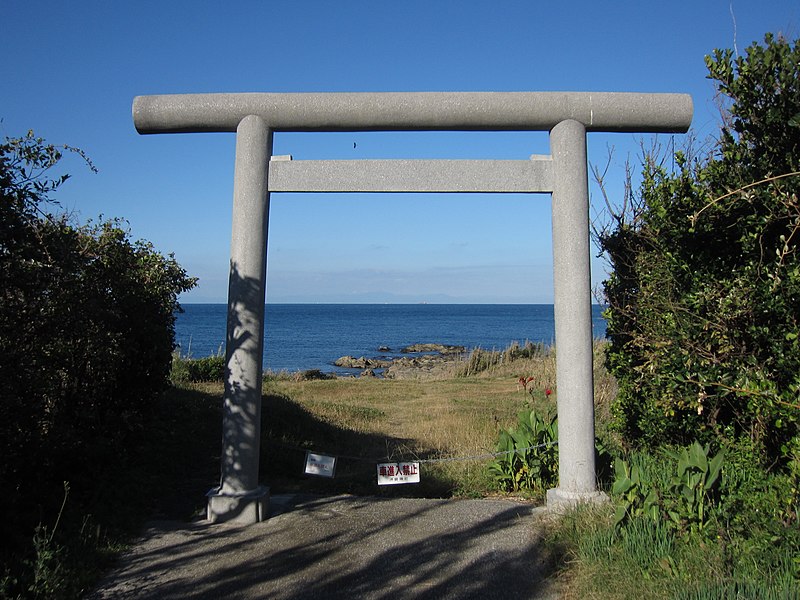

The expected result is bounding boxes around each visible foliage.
[294,368,336,381]
[663,441,724,533]
[599,34,800,468]
[0,131,196,597]
[455,347,504,376]
[715,438,800,579]
[612,456,660,526]
[558,445,797,598]
[171,352,226,383]
[505,340,546,361]
[455,341,548,377]
[612,442,724,536]
[553,502,798,600]
[590,32,800,598]
[488,409,559,493]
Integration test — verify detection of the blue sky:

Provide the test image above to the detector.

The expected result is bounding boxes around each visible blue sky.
[3,1,798,303]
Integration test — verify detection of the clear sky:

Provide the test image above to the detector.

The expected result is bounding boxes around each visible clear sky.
[3,1,798,303]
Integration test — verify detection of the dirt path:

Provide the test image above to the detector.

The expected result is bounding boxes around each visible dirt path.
[88,494,564,600]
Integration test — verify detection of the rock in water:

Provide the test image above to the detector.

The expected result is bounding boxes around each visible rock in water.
[400,343,466,355]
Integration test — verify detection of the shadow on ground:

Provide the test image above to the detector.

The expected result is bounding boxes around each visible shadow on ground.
[153,384,466,522]
[88,494,563,600]
[94,385,565,599]
[261,390,460,498]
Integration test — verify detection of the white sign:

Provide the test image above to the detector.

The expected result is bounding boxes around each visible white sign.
[304,452,336,478]
[377,462,421,485]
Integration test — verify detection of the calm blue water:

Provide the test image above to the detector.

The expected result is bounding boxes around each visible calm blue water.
[174,304,607,374]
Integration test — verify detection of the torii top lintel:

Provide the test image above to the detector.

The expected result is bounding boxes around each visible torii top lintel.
[132,92,693,135]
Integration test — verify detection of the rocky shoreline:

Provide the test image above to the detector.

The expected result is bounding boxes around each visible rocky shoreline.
[332,343,467,379]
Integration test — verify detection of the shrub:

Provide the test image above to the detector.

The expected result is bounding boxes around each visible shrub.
[171,353,226,382]
[599,33,800,467]
[0,131,196,596]
[612,442,724,535]
[455,347,503,376]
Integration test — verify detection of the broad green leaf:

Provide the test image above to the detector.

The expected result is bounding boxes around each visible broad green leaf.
[690,441,708,472]
[612,477,633,496]
[705,451,724,489]
[614,458,628,480]
[677,451,690,478]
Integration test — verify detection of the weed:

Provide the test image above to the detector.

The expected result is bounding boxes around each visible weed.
[23,482,70,598]
[455,347,504,377]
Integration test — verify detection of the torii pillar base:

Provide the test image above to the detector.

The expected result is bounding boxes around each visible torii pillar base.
[546,488,608,514]
[207,486,270,525]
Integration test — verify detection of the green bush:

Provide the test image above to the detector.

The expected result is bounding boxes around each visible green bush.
[171,353,226,382]
[505,340,546,361]
[600,33,800,468]
[563,32,800,598]
[0,131,196,597]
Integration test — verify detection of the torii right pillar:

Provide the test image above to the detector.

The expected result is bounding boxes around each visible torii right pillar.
[547,118,605,509]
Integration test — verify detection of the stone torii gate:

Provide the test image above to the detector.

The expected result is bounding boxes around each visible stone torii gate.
[133,92,692,524]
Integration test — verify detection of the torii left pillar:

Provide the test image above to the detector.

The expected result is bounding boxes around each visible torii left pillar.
[206,115,272,523]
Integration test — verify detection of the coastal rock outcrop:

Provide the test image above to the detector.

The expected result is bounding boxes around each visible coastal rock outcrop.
[334,343,468,379]
[334,356,393,369]
[383,353,461,379]
[400,343,466,355]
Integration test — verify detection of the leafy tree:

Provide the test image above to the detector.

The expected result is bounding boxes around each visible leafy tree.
[600,33,800,470]
[0,131,196,594]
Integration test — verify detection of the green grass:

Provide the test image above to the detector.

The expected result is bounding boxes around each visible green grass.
[550,506,798,599]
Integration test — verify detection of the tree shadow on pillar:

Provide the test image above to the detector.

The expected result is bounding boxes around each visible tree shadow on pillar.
[218,261,267,494]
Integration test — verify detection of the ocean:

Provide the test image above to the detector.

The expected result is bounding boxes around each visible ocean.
[174,303,607,375]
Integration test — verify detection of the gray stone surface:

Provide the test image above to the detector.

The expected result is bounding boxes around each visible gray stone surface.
[88,494,562,600]
[267,158,554,193]
[549,119,596,499]
[334,356,393,369]
[210,114,272,523]
[206,486,269,525]
[133,91,693,133]
[546,488,608,513]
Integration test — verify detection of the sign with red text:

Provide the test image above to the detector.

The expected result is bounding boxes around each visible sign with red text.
[377,462,420,485]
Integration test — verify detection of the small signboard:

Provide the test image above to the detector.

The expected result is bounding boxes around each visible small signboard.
[304,451,337,478]
[377,462,421,485]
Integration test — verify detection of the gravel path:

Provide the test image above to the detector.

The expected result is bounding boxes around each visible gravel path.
[88,494,564,600]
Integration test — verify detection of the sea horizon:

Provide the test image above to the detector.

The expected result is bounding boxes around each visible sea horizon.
[174,303,608,375]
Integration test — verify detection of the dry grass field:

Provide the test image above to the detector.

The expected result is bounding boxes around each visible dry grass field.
[177,341,615,501]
